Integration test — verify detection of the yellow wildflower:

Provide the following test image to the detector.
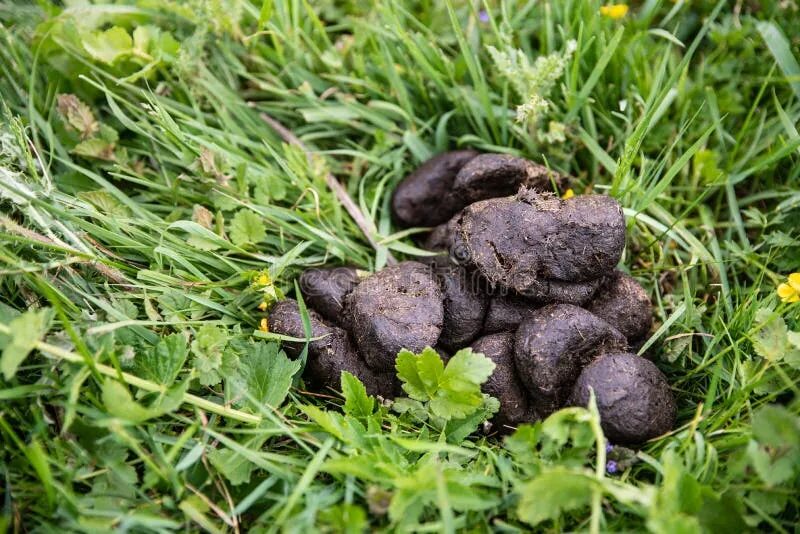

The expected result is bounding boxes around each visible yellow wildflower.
[258,301,268,311]
[562,188,575,200]
[259,318,269,332]
[600,4,629,19]
[256,273,269,286]
[777,272,800,303]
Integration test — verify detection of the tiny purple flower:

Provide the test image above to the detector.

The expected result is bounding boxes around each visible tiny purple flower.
[605,442,614,453]
[606,460,618,474]
[478,10,490,23]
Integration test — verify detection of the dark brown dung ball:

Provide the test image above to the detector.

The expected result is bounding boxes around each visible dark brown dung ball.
[452,153,563,205]
[568,352,676,444]
[483,295,541,334]
[345,261,444,370]
[423,212,461,252]
[514,304,627,415]
[586,271,652,343]
[299,266,361,326]
[457,191,625,297]
[268,299,394,397]
[391,150,479,227]
[471,333,532,428]
[432,260,488,352]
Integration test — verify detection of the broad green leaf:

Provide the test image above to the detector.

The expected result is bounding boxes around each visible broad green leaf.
[395,348,436,399]
[191,325,231,386]
[73,138,117,161]
[517,469,594,526]
[232,342,299,410]
[341,371,375,419]
[752,308,800,363]
[318,504,367,534]
[132,26,153,56]
[442,347,496,389]
[0,303,20,351]
[156,31,180,60]
[81,26,133,65]
[1,308,51,380]
[208,436,267,486]
[229,209,266,247]
[134,333,187,386]
[752,404,800,449]
[747,440,796,486]
[101,380,185,423]
[77,191,128,217]
[396,347,495,420]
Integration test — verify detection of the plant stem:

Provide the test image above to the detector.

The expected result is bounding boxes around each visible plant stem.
[259,112,396,265]
[0,323,261,425]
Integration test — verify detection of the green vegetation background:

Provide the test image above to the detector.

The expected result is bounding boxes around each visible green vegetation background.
[1,0,799,531]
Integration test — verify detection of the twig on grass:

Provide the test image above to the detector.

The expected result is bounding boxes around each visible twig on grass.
[259,112,397,265]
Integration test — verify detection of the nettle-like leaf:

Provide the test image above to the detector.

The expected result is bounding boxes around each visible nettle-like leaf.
[1,308,52,380]
[229,341,299,410]
[396,347,495,420]
[134,333,187,386]
[752,308,800,367]
[229,209,266,247]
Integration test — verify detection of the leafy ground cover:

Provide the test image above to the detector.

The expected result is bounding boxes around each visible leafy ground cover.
[1,0,799,531]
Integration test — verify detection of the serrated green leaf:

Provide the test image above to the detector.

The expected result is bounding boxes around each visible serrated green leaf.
[232,341,299,410]
[1,308,51,380]
[517,469,594,526]
[430,352,494,420]
[229,209,266,247]
[341,371,375,419]
[396,346,495,420]
[441,347,496,390]
[134,333,187,386]
[81,26,133,65]
[395,348,433,400]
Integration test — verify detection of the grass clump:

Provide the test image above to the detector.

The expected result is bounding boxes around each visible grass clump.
[1,0,799,531]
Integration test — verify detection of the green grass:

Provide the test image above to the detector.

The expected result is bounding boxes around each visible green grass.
[1,0,799,531]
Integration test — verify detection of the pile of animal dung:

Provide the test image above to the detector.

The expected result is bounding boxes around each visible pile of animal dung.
[269,151,676,444]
